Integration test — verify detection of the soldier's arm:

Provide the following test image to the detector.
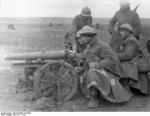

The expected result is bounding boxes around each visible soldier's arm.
[117,39,137,61]
[89,46,116,69]
[132,13,141,37]
[69,17,79,44]
[89,16,93,27]
[108,12,118,34]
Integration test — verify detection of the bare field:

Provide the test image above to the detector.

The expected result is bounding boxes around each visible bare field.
[0,18,150,111]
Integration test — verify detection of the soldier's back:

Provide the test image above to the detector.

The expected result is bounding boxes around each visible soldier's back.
[73,15,92,31]
[116,9,138,28]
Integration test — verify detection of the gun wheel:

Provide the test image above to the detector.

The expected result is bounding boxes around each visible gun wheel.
[33,60,78,102]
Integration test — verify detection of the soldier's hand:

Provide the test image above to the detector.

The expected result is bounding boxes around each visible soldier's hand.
[69,50,76,57]
[89,62,99,69]
[74,66,84,74]
[73,45,77,51]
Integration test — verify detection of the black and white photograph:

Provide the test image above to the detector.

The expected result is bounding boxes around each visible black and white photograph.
[0,0,150,112]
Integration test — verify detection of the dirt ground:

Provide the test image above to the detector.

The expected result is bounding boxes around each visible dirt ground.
[0,22,150,112]
[1,59,150,112]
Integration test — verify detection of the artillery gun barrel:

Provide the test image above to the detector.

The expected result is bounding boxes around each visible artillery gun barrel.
[5,50,75,61]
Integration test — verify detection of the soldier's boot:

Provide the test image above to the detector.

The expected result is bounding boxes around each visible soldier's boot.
[88,86,99,108]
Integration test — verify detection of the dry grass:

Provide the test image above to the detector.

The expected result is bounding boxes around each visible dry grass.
[0,24,113,54]
[0,19,150,111]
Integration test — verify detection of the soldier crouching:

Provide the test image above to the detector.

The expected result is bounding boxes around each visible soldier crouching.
[116,23,150,95]
[74,25,133,108]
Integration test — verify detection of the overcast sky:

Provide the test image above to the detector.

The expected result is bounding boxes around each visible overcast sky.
[0,0,150,18]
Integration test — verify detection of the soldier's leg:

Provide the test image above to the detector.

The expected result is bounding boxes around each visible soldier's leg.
[88,86,99,108]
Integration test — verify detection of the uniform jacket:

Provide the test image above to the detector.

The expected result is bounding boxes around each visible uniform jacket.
[70,14,93,44]
[116,35,150,94]
[116,35,143,81]
[109,8,141,38]
[82,38,128,78]
[117,35,143,62]
[81,38,132,103]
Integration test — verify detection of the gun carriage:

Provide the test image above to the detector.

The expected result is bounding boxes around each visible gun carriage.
[5,35,81,102]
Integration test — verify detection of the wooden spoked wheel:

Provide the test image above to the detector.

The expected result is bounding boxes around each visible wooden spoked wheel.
[34,60,79,101]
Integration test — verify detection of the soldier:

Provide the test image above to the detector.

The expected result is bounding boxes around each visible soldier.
[69,7,93,53]
[109,0,141,52]
[117,23,150,95]
[109,0,141,39]
[75,25,132,108]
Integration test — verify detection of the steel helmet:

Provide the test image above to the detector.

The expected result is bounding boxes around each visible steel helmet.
[81,7,91,17]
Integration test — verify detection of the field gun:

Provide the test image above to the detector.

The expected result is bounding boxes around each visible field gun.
[5,34,84,101]
[5,50,76,68]
[5,33,100,102]
[5,49,76,79]
[5,31,76,75]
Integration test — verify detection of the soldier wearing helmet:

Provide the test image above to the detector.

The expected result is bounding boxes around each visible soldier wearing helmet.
[69,7,93,53]
[115,24,150,95]
[75,25,132,108]
[117,23,143,60]
[108,0,141,40]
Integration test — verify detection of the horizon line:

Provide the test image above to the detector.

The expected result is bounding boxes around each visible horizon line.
[0,16,150,19]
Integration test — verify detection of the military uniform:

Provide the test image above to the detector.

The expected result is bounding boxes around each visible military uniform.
[69,7,93,53]
[109,7,141,52]
[109,8,141,39]
[117,35,150,94]
[117,35,142,80]
[71,15,92,35]
[80,38,132,103]
[70,15,92,53]
[117,35,143,61]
